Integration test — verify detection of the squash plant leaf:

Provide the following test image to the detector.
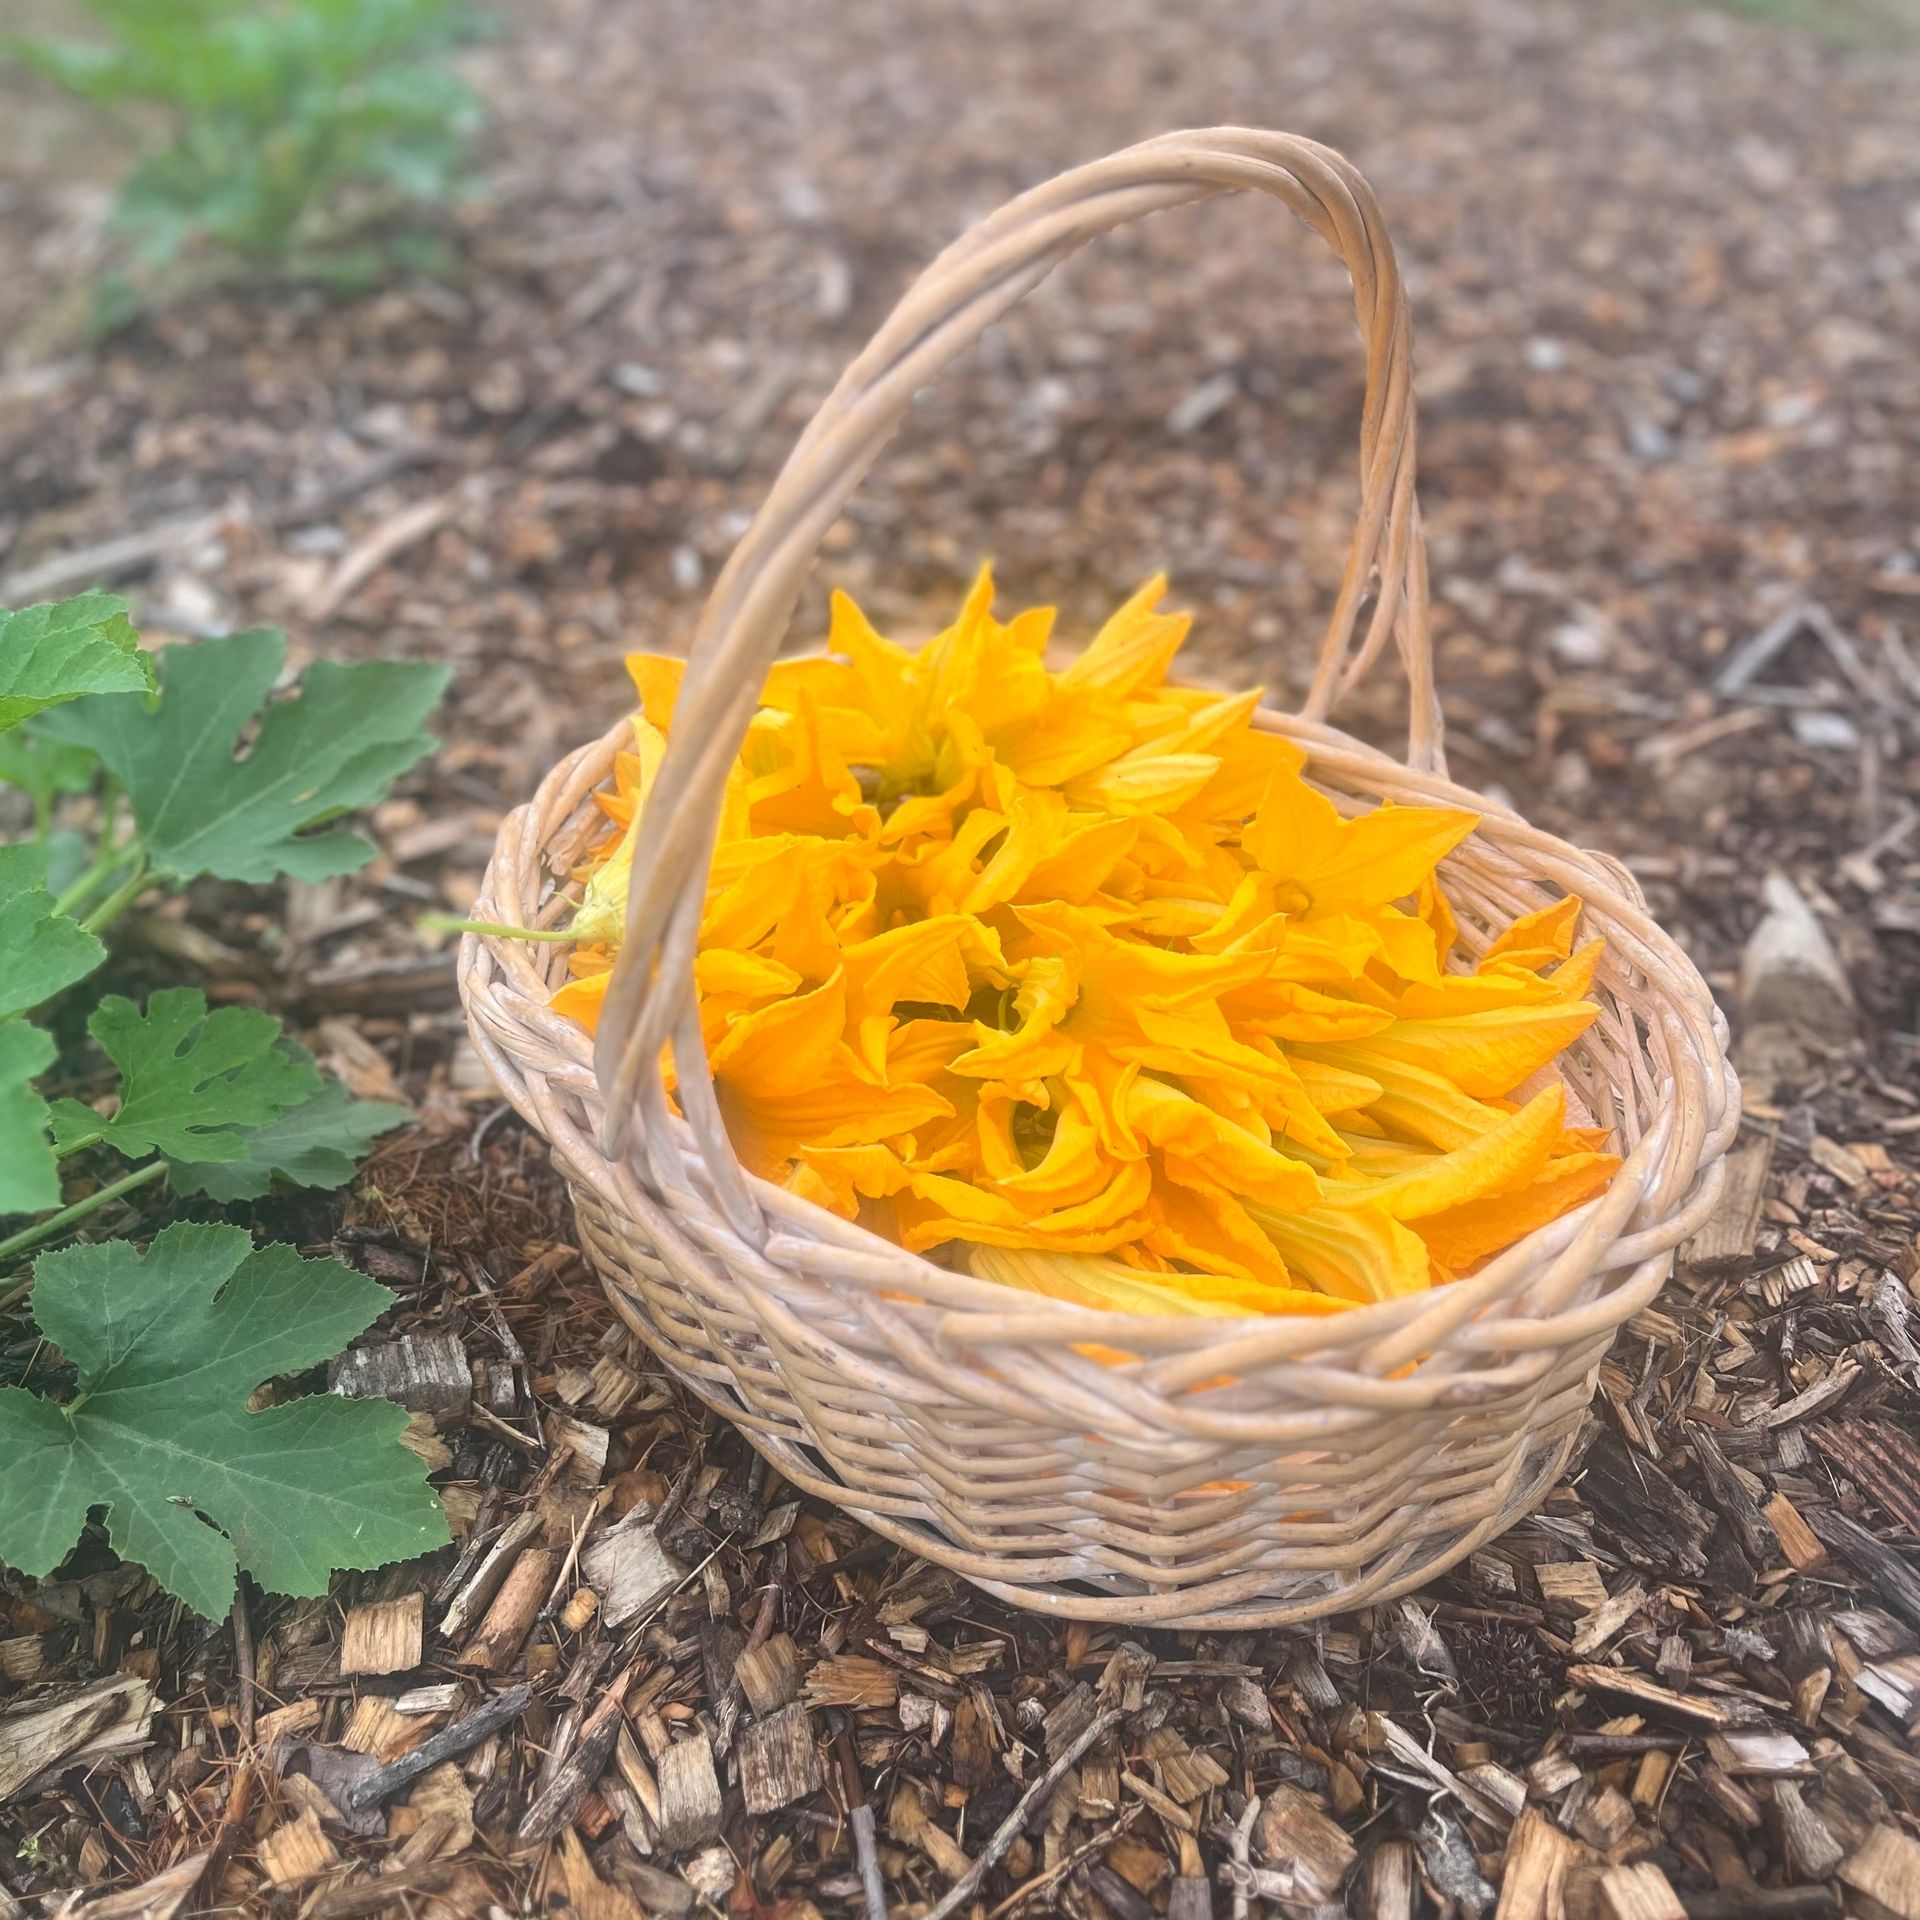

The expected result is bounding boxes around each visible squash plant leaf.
[0,842,107,1019]
[0,592,154,733]
[48,988,322,1163]
[0,1022,59,1214]
[169,1043,413,1200]
[39,628,450,884]
[0,1222,448,1619]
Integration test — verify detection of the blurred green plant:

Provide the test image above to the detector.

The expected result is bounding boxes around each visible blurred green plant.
[6,0,483,293]
[1627,0,1917,42]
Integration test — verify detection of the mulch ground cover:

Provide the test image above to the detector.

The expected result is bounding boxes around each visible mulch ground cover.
[3,0,1920,1912]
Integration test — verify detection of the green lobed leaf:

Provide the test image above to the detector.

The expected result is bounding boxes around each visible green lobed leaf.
[0,593,155,734]
[49,987,321,1163]
[39,628,450,885]
[169,1042,413,1200]
[0,1222,448,1618]
[0,843,107,1020]
[0,1022,59,1214]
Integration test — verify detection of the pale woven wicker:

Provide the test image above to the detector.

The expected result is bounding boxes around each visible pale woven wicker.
[459,127,1738,1628]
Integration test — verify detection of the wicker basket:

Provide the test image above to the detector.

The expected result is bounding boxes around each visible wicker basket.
[459,127,1738,1628]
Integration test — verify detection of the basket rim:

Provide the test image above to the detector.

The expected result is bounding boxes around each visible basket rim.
[459,686,1739,1377]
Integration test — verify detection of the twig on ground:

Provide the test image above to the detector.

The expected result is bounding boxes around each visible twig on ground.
[835,1720,887,1920]
[515,1661,637,1846]
[343,1683,533,1814]
[0,514,225,605]
[920,1708,1127,1920]
[984,1802,1142,1920]
[1229,1793,1262,1920]
[193,1758,257,1903]
[307,490,460,623]
[229,1586,256,1748]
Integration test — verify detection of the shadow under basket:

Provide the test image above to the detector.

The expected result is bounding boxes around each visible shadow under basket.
[458,127,1738,1629]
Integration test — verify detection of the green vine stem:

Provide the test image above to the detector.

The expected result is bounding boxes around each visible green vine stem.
[80,855,152,937]
[0,1159,168,1292]
[51,779,129,919]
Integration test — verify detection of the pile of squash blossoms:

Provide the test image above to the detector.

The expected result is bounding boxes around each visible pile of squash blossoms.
[551,572,1618,1318]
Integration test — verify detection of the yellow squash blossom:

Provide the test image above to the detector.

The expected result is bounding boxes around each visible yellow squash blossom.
[545,569,1620,1316]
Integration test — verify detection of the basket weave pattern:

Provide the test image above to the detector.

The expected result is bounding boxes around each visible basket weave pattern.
[460,129,1738,1627]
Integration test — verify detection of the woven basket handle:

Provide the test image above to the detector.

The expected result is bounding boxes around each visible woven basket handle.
[596,127,1435,1154]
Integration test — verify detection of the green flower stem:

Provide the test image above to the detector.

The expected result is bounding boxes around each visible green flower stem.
[0,1159,168,1287]
[419,913,577,943]
[80,856,152,937]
